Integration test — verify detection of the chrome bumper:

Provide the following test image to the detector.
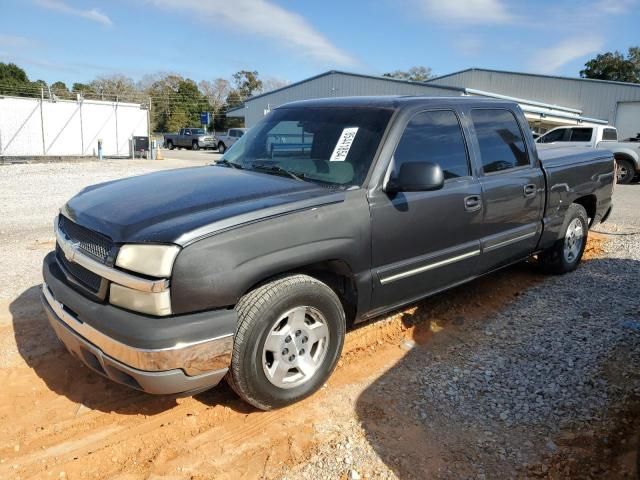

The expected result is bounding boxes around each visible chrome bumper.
[42,283,232,377]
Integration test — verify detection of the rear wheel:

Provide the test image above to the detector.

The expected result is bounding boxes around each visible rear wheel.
[228,274,346,410]
[167,140,174,150]
[192,141,200,151]
[616,158,635,184]
[539,203,588,274]
[218,142,226,154]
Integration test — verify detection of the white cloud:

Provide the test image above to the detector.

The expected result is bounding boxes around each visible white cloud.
[594,0,636,13]
[147,0,356,67]
[531,36,604,74]
[0,34,37,49]
[417,0,514,24]
[35,0,112,27]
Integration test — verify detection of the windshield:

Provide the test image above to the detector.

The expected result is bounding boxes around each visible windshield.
[219,107,393,188]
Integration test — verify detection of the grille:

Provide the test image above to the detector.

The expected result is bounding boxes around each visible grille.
[58,215,113,264]
[56,245,102,292]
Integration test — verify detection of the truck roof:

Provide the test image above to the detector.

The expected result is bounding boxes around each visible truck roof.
[278,95,515,110]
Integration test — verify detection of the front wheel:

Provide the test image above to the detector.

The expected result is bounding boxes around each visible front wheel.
[228,274,346,410]
[192,141,200,151]
[539,203,588,274]
[218,142,226,154]
[616,158,635,184]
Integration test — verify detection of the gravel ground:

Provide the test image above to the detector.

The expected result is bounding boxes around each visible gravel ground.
[0,161,637,478]
[279,230,640,479]
[0,159,207,301]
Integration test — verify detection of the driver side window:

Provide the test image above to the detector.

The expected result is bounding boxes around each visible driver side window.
[393,110,470,180]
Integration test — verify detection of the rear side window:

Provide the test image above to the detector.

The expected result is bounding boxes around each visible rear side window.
[393,110,470,180]
[539,128,567,143]
[569,128,593,142]
[602,128,618,141]
[471,109,529,174]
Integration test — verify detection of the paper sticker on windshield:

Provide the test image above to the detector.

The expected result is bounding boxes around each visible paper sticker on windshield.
[330,127,359,162]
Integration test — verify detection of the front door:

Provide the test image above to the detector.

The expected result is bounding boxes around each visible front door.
[369,109,483,313]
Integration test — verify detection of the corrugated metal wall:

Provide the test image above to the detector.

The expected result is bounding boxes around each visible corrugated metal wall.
[232,72,464,127]
[0,96,148,157]
[429,69,640,125]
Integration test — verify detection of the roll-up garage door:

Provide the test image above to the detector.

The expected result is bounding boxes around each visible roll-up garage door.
[615,102,640,140]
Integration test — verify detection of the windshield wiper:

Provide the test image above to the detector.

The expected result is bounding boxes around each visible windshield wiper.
[250,163,305,182]
[215,159,242,169]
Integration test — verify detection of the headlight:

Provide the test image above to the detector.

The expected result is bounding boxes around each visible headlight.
[110,284,172,316]
[116,244,180,278]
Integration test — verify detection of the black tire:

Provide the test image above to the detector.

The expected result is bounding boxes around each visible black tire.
[192,141,199,151]
[167,140,174,150]
[616,158,635,184]
[218,142,226,154]
[539,203,589,274]
[228,274,346,410]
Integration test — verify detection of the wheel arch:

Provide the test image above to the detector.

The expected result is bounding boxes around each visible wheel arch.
[573,194,597,226]
[243,260,359,326]
[614,151,639,169]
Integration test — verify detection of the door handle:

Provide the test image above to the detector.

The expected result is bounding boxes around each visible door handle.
[464,195,482,212]
[523,184,537,198]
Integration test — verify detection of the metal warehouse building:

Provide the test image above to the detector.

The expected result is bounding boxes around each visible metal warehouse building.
[228,69,640,139]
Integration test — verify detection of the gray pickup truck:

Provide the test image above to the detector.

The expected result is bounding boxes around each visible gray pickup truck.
[42,97,614,410]
[164,128,216,150]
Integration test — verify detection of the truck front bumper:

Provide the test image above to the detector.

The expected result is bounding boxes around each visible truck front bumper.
[42,252,236,395]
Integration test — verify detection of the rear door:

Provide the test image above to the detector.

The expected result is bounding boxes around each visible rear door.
[537,127,569,146]
[467,108,544,272]
[369,108,483,312]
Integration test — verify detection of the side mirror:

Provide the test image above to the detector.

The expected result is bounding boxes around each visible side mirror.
[185,131,191,136]
[385,162,445,193]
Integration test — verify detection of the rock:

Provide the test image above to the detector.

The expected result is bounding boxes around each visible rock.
[348,469,361,480]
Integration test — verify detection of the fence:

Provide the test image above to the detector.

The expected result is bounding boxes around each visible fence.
[0,95,149,157]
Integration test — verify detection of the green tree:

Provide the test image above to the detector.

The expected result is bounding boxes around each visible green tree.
[146,74,209,132]
[71,82,99,99]
[383,66,433,82]
[580,47,640,83]
[50,81,71,99]
[0,62,39,97]
[232,70,263,99]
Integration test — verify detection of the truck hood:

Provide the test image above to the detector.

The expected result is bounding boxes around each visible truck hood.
[61,166,343,245]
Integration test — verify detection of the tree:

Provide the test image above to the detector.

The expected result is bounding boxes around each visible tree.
[89,74,137,100]
[71,82,98,99]
[50,81,71,99]
[580,47,640,83]
[261,77,289,94]
[146,74,209,132]
[383,66,433,82]
[0,62,40,97]
[232,70,263,100]
[199,78,231,114]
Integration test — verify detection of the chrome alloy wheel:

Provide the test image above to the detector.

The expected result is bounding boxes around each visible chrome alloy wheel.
[262,306,330,389]
[616,163,628,183]
[563,217,584,263]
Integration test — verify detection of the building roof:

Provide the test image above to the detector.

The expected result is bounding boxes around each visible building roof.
[279,95,505,110]
[428,67,640,88]
[225,70,465,113]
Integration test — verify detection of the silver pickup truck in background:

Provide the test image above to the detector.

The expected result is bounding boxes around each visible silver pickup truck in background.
[164,128,216,151]
[537,125,640,184]
[215,128,246,154]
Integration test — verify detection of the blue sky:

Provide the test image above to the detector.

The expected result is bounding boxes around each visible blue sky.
[0,0,638,86]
